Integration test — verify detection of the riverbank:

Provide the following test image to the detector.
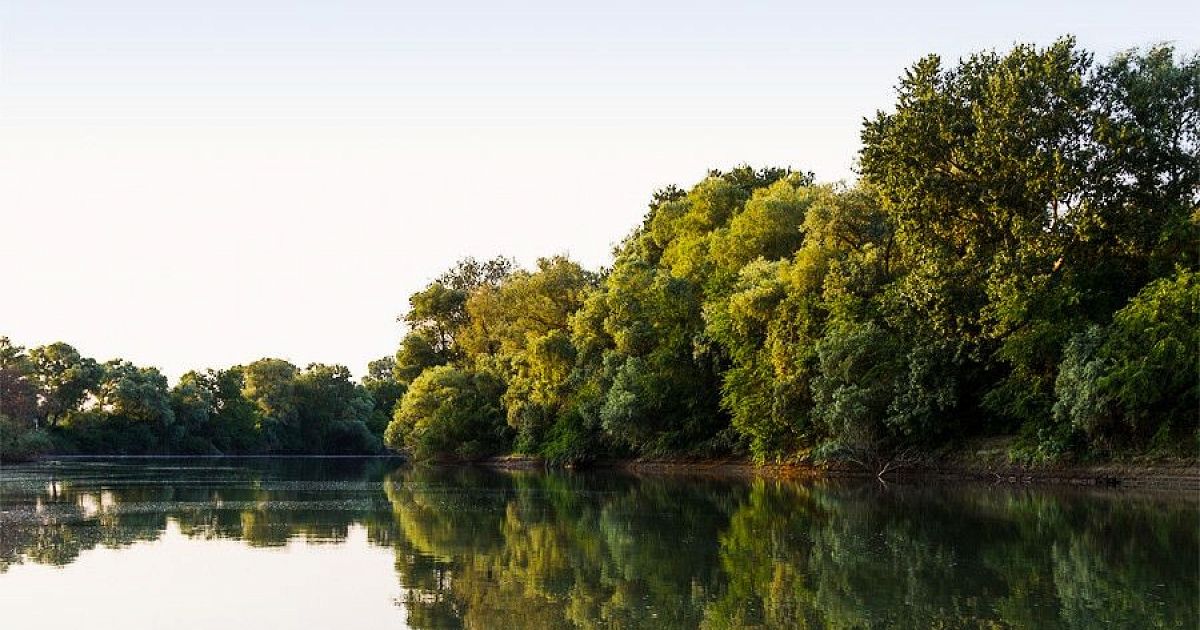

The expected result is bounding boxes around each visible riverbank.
[12,450,1196,490]
[473,453,1200,490]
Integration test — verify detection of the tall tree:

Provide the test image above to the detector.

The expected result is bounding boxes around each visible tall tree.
[27,342,103,427]
[859,38,1199,434]
[241,358,300,451]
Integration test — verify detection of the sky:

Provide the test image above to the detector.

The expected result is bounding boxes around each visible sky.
[1,1,1196,380]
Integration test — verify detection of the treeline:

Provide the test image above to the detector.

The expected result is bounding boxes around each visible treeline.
[2,38,1196,464]
[0,341,402,457]
[382,38,1198,465]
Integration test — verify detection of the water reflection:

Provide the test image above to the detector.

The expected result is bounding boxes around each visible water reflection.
[0,459,1195,629]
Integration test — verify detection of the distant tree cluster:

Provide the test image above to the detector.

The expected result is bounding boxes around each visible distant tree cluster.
[0,338,396,458]
[3,38,1195,464]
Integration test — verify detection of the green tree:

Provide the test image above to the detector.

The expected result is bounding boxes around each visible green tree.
[859,38,1199,442]
[241,358,300,451]
[27,342,103,427]
[169,372,221,454]
[384,365,509,460]
[403,256,515,358]
[97,360,175,430]
[458,256,597,452]
[0,338,50,460]
[1052,269,1199,455]
[0,337,38,428]
[394,329,449,386]
[363,356,406,438]
[294,363,379,454]
[171,367,262,453]
[568,167,799,456]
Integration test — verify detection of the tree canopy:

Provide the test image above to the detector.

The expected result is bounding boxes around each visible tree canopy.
[380,39,1197,466]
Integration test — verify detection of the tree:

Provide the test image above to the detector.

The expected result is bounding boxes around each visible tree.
[702,184,905,462]
[27,342,102,427]
[363,356,406,439]
[859,38,1199,439]
[294,363,379,454]
[97,360,175,429]
[169,372,220,454]
[403,256,515,357]
[168,367,262,453]
[0,337,38,427]
[394,329,449,386]
[1052,269,1199,455]
[456,256,597,451]
[384,365,508,460]
[241,358,300,451]
[809,322,954,473]
[0,337,52,459]
[0,336,29,369]
[568,167,797,456]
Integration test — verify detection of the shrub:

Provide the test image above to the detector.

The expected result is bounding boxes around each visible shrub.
[0,415,53,461]
[1053,270,1199,452]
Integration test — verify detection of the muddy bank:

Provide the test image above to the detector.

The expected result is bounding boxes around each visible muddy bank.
[469,454,1200,490]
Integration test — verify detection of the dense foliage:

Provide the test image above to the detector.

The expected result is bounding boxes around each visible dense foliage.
[3,39,1195,464]
[384,39,1198,465]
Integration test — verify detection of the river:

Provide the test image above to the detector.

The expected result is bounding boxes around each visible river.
[0,457,1195,629]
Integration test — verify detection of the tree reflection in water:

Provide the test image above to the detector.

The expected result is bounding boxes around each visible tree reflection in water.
[0,459,1195,629]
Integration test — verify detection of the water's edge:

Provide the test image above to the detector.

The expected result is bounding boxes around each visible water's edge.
[470,455,1200,491]
[17,452,1197,490]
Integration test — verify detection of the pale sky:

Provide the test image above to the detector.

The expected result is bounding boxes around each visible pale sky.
[1,1,1196,380]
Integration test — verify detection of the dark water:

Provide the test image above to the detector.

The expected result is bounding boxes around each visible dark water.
[0,458,1195,629]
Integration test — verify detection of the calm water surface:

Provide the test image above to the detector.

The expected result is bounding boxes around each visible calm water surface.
[0,458,1195,629]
